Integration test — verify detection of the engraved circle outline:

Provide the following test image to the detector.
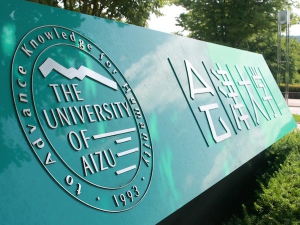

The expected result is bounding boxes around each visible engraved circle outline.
[31,43,142,189]
[11,25,154,212]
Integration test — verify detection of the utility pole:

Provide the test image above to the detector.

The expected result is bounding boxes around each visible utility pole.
[277,10,290,104]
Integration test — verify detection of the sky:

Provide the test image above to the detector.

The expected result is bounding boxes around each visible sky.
[148,5,186,35]
[148,5,300,36]
[291,7,300,36]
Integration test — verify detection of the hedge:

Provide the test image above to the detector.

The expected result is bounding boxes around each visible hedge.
[224,130,300,225]
[279,84,300,93]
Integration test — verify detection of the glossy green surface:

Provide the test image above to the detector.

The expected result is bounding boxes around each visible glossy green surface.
[0,0,296,224]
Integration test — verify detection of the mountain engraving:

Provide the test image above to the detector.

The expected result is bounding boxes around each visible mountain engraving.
[39,57,118,90]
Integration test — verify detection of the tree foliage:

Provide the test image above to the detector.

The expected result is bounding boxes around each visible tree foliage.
[175,0,300,82]
[175,0,298,48]
[241,33,300,83]
[287,38,300,83]
[27,0,168,27]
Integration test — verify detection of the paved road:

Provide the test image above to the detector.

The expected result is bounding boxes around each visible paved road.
[288,99,300,129]
[288,99,300,115]
[287,99,300,107]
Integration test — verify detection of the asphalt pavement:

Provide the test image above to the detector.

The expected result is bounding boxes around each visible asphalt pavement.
[288,99,300,114]
[287,99,300,129]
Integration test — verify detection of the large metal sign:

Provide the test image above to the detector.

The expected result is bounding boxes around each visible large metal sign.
[12,25,153,212]
[0,0,296,224]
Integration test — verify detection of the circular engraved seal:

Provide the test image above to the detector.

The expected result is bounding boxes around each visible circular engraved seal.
[11,25,153,212]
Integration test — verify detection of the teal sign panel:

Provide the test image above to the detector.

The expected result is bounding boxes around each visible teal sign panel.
[0,0,296,224]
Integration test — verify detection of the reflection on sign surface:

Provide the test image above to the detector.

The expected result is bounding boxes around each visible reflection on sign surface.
[168,59,282,146]
[12,25,153,212]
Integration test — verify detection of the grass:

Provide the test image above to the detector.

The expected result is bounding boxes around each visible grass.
[293,114,300,122]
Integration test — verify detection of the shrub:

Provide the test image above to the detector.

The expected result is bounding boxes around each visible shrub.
[280,83,300,93]
[225,130,300,225]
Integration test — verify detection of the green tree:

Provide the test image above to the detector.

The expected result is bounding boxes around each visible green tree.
[240,31,278,76]
[175,0,300,82]
[175,0,298,48]
[239,33,300,83]
[288,38,300,83]
[27,0,168,27]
